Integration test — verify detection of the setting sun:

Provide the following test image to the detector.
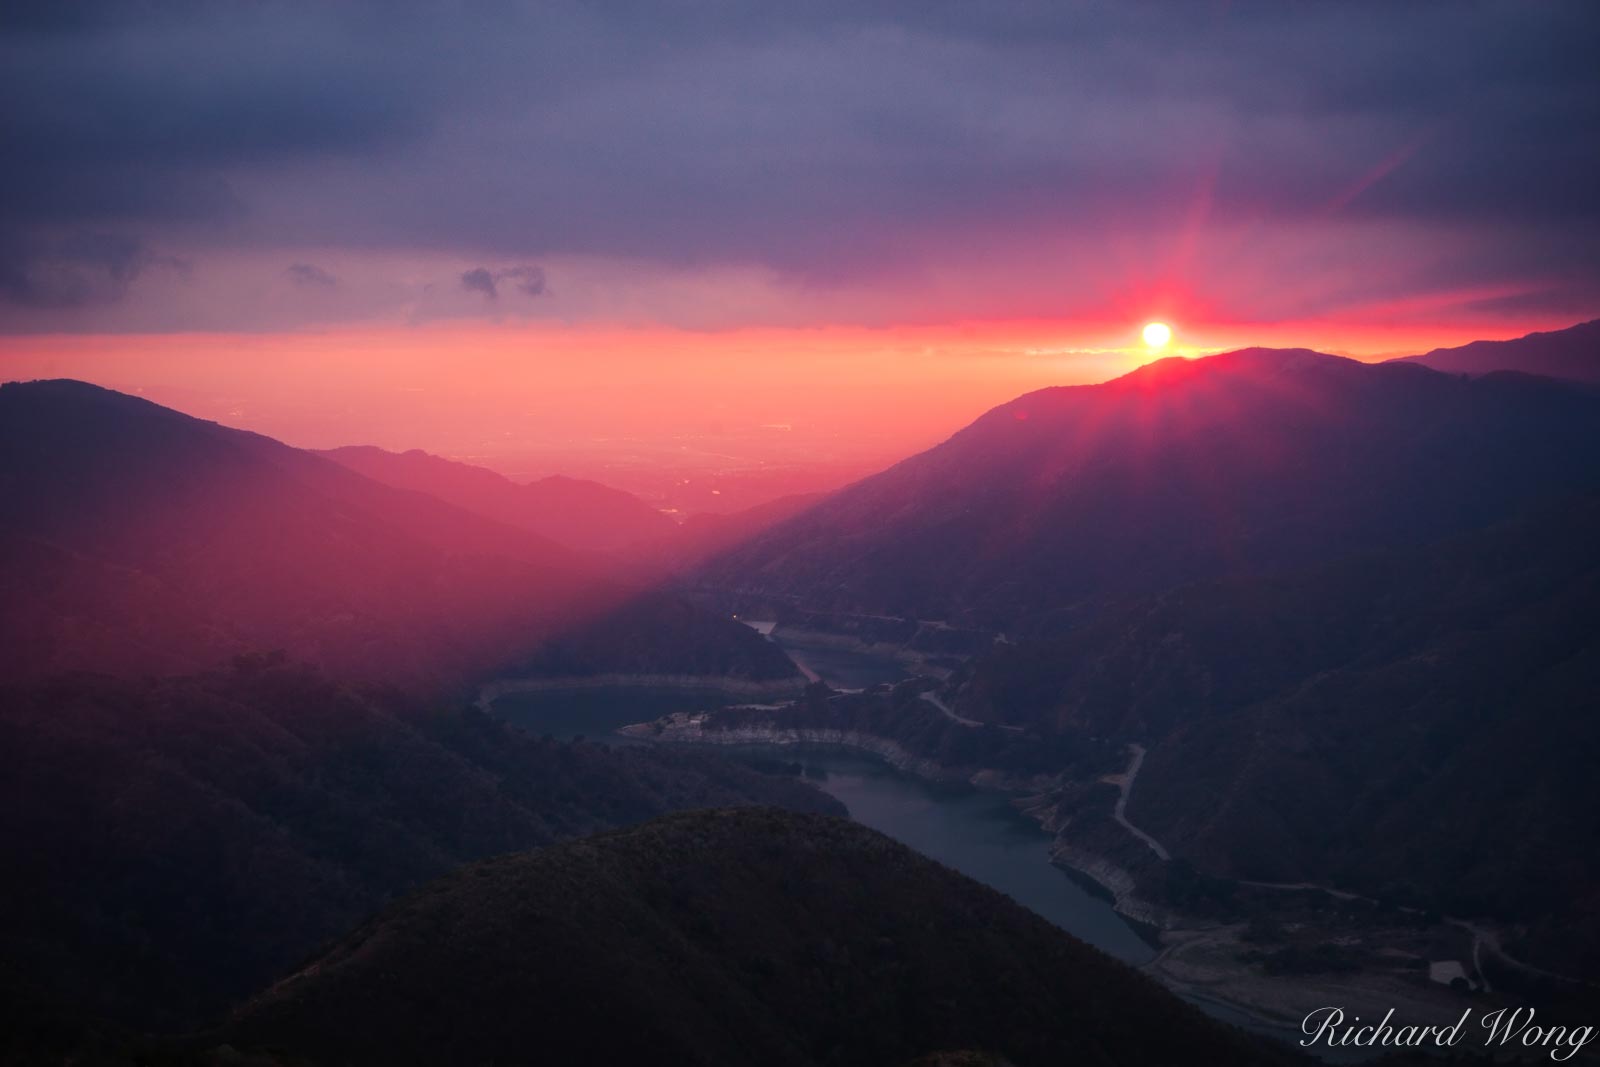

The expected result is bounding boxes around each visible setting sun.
[1142,322,1173,349]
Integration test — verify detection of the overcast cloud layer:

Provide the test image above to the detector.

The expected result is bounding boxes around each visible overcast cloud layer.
[3,0,1598,332]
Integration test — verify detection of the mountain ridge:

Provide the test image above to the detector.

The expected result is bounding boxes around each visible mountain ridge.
[1397,318,1600,384]
[0,379,789,688]
[692,342,1600,633]
[222,807,1294,1067]
[0,662,841,1032]
[318,443,678,553]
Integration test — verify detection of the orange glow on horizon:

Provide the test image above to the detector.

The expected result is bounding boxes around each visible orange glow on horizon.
[0,307,1581,503]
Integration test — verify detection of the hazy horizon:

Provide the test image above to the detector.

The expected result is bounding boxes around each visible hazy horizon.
[6,315,1591,512]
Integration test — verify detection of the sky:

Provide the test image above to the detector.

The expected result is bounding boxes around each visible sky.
[3,1,1598,507]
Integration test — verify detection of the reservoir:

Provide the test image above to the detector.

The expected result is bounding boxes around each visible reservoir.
[489,631,1337,1054]
[489,630,1155,966]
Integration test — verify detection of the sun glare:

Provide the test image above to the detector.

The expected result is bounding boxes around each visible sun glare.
[1142,322,1172,349]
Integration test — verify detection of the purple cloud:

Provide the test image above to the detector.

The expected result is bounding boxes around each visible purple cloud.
[0,2,1595,330]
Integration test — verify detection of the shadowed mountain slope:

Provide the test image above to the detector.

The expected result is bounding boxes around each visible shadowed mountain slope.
[675,492,1600,975]
[226,808,1293,1067]
[0,380,787,686]
[0,662,839,1031]
[953,494,1600,966]
[1399,318,1600,384]
[319,444,677,552]
[695,349,1600,634]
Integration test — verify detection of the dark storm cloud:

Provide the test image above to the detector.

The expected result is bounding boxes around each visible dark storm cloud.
[460,268,498,299]
[285,263,337,288]
[0,230,187,308]
[500,266,547,297]
[460,265,548,300]
[0,2,423,233]
[3,1,1598,322]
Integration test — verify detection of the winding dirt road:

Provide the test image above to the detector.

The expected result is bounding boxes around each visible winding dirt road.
[1102,743,1172,861]
[918,690,1024,731]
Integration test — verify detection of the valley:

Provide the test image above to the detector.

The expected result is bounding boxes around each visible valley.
[8,324,1600,1064]
[482,625,1469,1049]
[8,8,1600,1061]
[599,610,1596,1046]
[494,676,1155,964]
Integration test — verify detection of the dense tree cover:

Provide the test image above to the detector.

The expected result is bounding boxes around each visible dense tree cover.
[223,809,1296,1067]
[0,660,839,1032]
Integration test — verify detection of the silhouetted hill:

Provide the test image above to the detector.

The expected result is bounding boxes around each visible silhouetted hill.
[0,662,839,1031]
[225,808,1292,1067]
[673,491,823,554]
[505,587,800,683]
[1399,318,1600,383]
[320,444,677,552]
[318,444,830,581]
[0,380,787,687]
[695,349,1600,633]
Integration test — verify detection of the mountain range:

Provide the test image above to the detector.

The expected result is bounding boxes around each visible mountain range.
[318,444,678,552]
[672,321,1600,980]
[694,341,1600,634]
[0,379,791,688]
[1399,318,1600,383]
[954,491,1600,970]
[5,318,1599,1063]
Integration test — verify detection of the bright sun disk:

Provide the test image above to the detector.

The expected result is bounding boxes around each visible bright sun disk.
[1142,322,1172,349]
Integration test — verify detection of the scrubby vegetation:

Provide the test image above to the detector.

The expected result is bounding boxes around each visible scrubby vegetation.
[0,659,839,1032]
[225,809,1295,1067]
[960,494,1600,974]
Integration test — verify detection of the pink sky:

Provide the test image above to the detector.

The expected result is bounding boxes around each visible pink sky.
[6,5,1596,509]
[0,308,1578,512]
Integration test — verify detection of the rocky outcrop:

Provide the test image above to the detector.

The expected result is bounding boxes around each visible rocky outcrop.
[622,711,970,783]
[1048,840,1176,930]
[1015,792,1176,930]
[476,673,807,710]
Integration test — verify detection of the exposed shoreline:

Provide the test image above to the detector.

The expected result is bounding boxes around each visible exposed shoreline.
[625,713,1504,1051]
[629,711,1161,901]
[505,619,1537,1050]
[618,716,970,783]
[628,712,1185,932]
[476,672,808,711]
[758,621,988,680]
